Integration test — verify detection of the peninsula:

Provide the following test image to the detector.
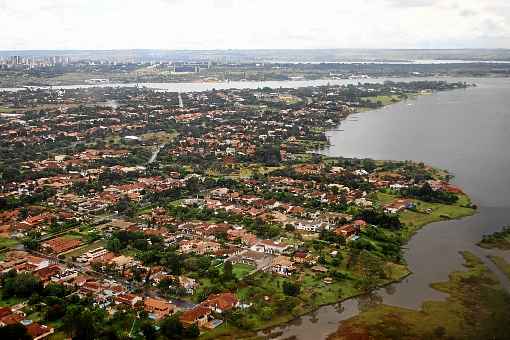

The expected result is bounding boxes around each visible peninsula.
[0,80,475,339]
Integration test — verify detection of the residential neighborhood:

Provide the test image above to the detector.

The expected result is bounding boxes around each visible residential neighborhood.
[0,81,472,339]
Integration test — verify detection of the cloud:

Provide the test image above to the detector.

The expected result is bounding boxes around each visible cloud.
[384,0,440,7]
[460,9,476,17]
[0,0,509,50]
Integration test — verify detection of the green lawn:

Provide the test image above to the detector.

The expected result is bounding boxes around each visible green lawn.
[0,291,24,307]
[140,130,179,144]
[232,264,255,279]
[374,192,397,205]
[47,332,67,340]
[0,107,14,113]
[400,198,475,240]
[363,95,401,106]
[372,192,476,241]
[0,237,19,250]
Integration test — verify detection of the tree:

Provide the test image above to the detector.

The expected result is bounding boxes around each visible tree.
[183,323,200,338]
[0,323,31,340]
[223,260,233,281]
[356,250,385,291]
[140,321,158,340]
[62,306,104,340]
[3,272,43,298]
[22,237,40,251]
[160,251,183,275]
[433,326,446,338]
[114,195,137,217]
[43,283,67,298]
[160,315,184,339]
[282,281,300,297]
[106,238,122,253]
[208,266,220,280]
[45,303,66,321]
[318,255,327,265]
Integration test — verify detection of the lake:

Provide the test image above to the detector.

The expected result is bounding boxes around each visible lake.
[260,77,510,339]
[0,76,470,93]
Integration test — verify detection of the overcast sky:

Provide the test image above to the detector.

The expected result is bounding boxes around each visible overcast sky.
[1,0,510,50]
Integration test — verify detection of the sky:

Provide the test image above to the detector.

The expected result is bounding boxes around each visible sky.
[1,0,510,50]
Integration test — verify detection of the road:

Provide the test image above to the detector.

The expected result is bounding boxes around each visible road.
[148,143,166,164]
[178,92,184,108]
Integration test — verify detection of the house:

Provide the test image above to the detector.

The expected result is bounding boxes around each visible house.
[77,247,108,263]
[334,224,356,239]
[0,313,24,326]
[334,220,367,240]
[110,255,136,268]
[180,305,211,327]
[0,307,25,327]
[384,199,415,214]
[229,250,267,267]
[293,220,330,233]
[80,280,102,294]
[227,228,257,245]
[0,307,12,319]
[50,269,79,284]
[179,240,221,255]
[26,323,55,340]
[251,239,289,254]
[311,265,328,273]
[292,250,317,265]
[200,292,239,313]
[34,264,62,283]
[114,293,143,307]
[271,256,294,276]
[41,237,81,254]
[144,297,175,320]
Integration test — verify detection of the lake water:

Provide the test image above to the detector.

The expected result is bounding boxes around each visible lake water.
[0,76,470,93]
[260,77,510,339]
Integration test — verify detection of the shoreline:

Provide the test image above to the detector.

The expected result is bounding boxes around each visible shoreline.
[326,252,510,339]
[246,202,476,340]
[202,200,476,339]
[203,94,477,340]
[0,75,479,92]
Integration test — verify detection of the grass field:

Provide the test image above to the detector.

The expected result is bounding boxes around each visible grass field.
[140,130,179,144]
[399,197,475,240]
[232,263,255,279]
[373,192,476,241]
[0,107,13,113]
[363,95,401,106]
[0,291,24,307]
[0,237,19,250]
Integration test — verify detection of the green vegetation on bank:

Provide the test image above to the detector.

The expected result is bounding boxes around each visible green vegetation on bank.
[478,226,510,250]
[374,192,476,240]
[329,252,510,340]
[488,255,510,281]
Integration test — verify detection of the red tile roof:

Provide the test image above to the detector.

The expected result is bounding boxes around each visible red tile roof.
[42,237,81,254]
[201,292,238,311]
[26,323,53,338]
[0,307,12,318]
[180,305,211,324]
